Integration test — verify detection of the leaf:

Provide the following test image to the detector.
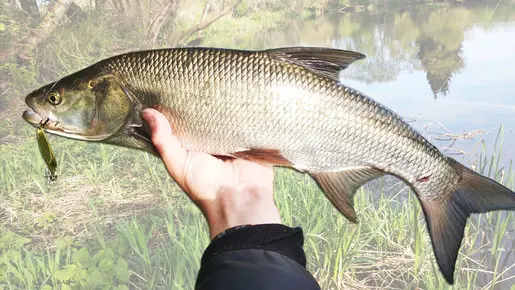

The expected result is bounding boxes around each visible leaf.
[54,264,79,281]
[117,257,128,270]
[41,285,53,290]
[56,239,67,250]
[104,248,115,260]
[98,257,114,272]
[115,257,131,282]
[0,23,5,31]
[92,249,104,263]
[115,268,131,283]
[85,268,105,288]
[73,248,93,268]
[0,231,31,249]
[61,284,72,290]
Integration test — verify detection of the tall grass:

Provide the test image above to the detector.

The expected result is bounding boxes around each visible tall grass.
[0,126,514,289]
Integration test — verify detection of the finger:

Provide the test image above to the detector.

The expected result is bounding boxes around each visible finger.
[142,108,188,185]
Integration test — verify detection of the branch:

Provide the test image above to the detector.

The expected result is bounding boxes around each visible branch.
[172,0,243,47]
[19,0,40,18]
[147,1,174,44]
[17,0,74,61]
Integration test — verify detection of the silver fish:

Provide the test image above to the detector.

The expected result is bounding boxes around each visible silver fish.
[22,47,515,283]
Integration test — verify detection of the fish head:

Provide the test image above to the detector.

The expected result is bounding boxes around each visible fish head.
[22,73,133,142]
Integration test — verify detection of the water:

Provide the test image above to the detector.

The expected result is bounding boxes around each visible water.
[344,24,515,166]
[251,6,515,167]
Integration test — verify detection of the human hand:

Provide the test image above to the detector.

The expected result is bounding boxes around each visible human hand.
[142,108,281,239]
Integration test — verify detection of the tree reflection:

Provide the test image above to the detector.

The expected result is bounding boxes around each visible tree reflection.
[255,4,515,98]
[414,7,470,97]
[417,37,463,97]
[338,5,515,97]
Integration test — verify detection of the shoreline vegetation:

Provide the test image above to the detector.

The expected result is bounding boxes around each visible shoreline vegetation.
[1,134,513,288]
[1,0,514,288]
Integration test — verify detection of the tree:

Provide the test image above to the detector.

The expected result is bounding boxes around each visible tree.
[16,0,74,61]
[19,0,39,18]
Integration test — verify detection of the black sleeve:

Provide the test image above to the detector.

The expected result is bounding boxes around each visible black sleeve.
[195,224,321,290]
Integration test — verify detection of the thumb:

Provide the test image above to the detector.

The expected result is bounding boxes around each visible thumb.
[142,108,188,185]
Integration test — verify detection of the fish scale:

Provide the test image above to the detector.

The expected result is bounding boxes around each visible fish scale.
[23,47,515,284]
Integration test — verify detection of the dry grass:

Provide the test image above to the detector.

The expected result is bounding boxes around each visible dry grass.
[1,121,514,288]
[423,120,486,156]
[0,173,168,249]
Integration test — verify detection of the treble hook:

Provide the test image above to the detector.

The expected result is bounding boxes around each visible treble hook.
[39,117,50,128]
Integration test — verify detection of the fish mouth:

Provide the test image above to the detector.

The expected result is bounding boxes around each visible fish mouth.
[22,108,65,133]
[22,108,111,141]
[22,108,82,137]
[22,108,45,127]
[22,108,61,130]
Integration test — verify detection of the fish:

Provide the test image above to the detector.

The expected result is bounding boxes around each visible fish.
[36,118,58,180]
[21,47,515,284]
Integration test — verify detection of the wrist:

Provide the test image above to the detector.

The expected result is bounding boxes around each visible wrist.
[201,185,281,239]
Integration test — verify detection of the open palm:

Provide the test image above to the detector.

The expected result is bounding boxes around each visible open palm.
[142,108,280,238]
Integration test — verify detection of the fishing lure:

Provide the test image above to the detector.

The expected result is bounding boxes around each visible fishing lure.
[36,118,57,180]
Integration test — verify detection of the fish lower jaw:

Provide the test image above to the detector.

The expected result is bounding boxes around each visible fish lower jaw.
[22,108,91,139]
[22,109,60,131]
[22,108,43,127]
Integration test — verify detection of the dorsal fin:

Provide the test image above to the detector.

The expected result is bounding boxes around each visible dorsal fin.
[267,47,366,81]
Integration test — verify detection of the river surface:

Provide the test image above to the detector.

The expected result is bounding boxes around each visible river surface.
[249,5,515,168]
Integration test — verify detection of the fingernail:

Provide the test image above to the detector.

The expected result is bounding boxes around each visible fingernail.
[142,111,155,128]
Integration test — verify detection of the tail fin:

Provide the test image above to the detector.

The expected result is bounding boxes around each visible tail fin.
[419,158,515,284]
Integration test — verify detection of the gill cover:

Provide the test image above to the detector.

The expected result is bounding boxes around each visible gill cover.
[50,73,133,141]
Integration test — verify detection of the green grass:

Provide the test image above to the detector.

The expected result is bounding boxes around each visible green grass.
[0,124,514,289]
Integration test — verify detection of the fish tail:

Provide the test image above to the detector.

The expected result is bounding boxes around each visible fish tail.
[419,158,515,284]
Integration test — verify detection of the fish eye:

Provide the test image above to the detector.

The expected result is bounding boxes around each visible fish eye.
[47,91,61,105]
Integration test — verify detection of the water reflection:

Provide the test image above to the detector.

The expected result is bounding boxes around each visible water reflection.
[251,4,515,163]
[254,5,515,94]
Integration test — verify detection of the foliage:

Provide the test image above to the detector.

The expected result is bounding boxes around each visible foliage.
[0,144,513,288]
[0,231,131,289]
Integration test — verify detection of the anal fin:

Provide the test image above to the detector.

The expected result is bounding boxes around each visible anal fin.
[312,167,384,223]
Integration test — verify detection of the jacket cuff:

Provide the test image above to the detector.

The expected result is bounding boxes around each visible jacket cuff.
[201,224,307,267]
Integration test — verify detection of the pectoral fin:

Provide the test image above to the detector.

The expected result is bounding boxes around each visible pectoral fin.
[232,148,293,166]
[311,167,384,223]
